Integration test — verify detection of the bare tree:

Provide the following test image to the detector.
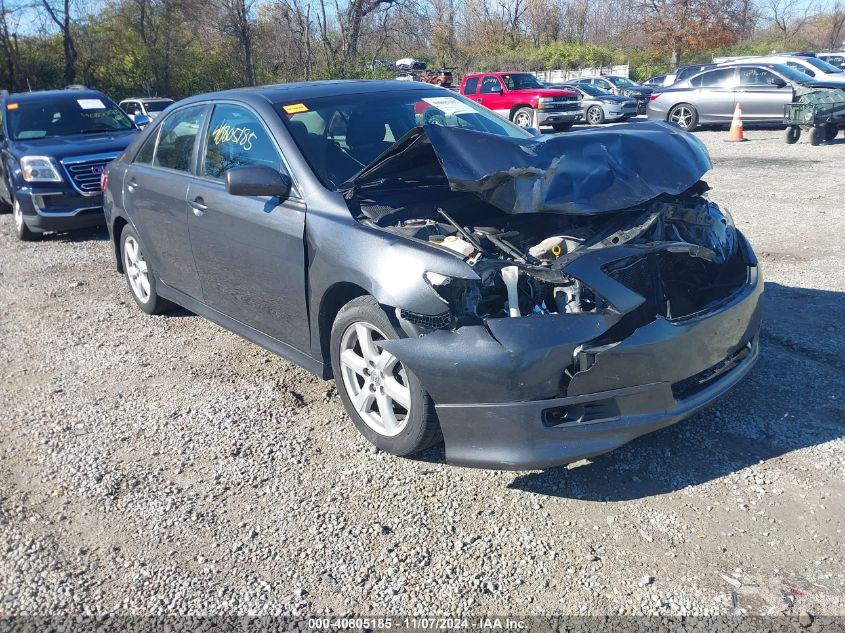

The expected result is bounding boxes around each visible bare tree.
[822,0,845,48]
[41,0,77,84]
[0,0,21,90]
[764,0,817,49]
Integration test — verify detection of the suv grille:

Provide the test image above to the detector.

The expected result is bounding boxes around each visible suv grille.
[61,154,119,195]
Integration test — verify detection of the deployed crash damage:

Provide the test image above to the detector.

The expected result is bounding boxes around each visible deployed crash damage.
[342,121,762,469]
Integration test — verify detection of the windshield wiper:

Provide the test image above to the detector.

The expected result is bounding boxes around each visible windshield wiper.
[76,128,121,135]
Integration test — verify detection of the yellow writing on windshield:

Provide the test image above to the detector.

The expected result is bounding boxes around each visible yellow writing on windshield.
[212,121,257,151]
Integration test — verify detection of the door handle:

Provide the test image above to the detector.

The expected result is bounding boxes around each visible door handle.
[126,178,138,192]
[476,98,482,102]
[190,197,207,216]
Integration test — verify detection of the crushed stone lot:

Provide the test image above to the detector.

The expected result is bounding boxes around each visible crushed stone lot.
[0,128,843,619]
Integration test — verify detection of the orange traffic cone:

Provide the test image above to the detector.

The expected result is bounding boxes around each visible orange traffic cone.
[727,103,747,142]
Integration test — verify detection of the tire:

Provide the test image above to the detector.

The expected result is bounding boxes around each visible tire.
[808,125,823,146]
[330,295,440,456]
[824,123,837,141]
[12,197,38,241]
[552,122,574,132]
[668,103,699,131]
[586,105,605,125]
[511,106,534,128]
[120,224,173,315]
[784,126,800,144]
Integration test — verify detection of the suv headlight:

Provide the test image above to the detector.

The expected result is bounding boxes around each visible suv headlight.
[537,97,553,109]
[21,156,63,183]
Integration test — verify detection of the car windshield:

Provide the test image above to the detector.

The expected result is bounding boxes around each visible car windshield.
[144,100,173,112]
[577,83,611,97]
[6,95,134,140]
[803,57,844,73]
[609,76,640,88]
[501,73,545,90]
[767,63,815,84]
[279,89,531,190]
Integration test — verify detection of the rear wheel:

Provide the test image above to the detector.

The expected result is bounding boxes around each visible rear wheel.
[668,103,699,131]
[586,105,605,125]
[330,295,440,456]
[511,107,534,128]
[120,225,173,315]
[808,125,824,146]
[784,126,801,144]
[12,198,38,241]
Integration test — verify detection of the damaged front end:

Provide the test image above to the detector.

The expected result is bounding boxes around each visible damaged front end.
[343,122,762,469]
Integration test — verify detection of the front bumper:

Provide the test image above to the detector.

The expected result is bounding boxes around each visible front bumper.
[536,109,580,126]
[17,188,105,233]
[385,253,763,470]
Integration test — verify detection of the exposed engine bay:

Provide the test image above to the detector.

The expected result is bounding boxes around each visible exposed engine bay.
[350,182,750,330]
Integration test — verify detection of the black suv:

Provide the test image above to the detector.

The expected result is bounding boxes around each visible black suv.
[0,87,142,240]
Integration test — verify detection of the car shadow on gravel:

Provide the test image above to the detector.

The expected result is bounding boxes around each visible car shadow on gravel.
[502,282,845,501]
[40,226,110,243]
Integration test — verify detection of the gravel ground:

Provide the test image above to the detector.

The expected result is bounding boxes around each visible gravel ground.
[0,127,843,620]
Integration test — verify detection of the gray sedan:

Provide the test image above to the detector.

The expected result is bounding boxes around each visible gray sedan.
[647,63,844,130]
[554,83,638,124]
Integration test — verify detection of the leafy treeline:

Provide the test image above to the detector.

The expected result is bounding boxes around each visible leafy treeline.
[1,0,843,99]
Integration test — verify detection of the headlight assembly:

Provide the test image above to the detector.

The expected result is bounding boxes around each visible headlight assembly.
[21,156,63,183]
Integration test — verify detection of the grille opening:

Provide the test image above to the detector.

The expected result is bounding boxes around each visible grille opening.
[542,398,620,428]
[671,342,752,401]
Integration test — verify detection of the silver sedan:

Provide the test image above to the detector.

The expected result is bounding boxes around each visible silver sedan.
[552,83,638,124]
[646,63,843,130]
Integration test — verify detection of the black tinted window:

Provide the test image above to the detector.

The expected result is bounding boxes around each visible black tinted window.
[463,77,479,94]
[479,76,503,94]
[690,68,735,87]
[153,105,205,172]
[203,104,283,180]
[134,128,158,164]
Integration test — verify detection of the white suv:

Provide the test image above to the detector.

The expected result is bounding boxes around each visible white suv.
[118,97,175,124]
[719,55,845,84]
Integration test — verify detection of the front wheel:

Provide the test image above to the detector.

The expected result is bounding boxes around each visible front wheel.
[120,225,173,315]
[552,122,574,132]
[668,103,699,131]
[511,107,534,128]
[586,105,605,125]
[808,125,824,146]
[330,295,440,456]
[12,198,38,241]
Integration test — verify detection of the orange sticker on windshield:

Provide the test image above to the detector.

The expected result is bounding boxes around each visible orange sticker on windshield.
[6,103,18,110]
[283,103,309,114]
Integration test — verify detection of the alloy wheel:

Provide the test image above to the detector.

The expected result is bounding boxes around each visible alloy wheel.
[339,322,411,437]
[123,235,151,303]
[669,106,693,129]
[587,106,603,124]
[13,199,23,232]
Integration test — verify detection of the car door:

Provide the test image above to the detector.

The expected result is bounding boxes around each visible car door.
[689,68,738,123]
[735,67,793,121]
[476,75,508,116]
[186,102,309,350]
[122,104,208,298]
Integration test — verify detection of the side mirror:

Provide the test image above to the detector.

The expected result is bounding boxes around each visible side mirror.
[225,165,292,199]
[134,114,151,128]
[497,88,504,95]
[770,78,787,88]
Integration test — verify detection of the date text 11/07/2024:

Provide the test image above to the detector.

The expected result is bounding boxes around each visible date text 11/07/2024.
[306,616,527,630]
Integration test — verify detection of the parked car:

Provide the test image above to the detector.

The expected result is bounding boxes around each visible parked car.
[103,80,761,470]
[423,69,454,88]
[665,64,717,86]
[647,63,845,130]
[719,55,845,84]
[1,87,142,240]
[642,75,667,87]
[554,82,638,124]
[571,76,653,112]
[119,97,174,124]
[817,52,845,69]
[460,71,581,131]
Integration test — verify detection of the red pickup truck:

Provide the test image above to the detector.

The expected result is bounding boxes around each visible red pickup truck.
[460,71,582,131]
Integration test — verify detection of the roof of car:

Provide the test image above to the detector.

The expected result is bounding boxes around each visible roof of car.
[5,88,106,102]
[179,80,446,106]
[120,97,174,101]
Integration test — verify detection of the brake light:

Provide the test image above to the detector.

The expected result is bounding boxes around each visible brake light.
[100,168,109,192]
[650,93,662,101]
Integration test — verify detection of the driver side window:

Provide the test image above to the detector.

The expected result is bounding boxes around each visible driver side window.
[203,104,285,181]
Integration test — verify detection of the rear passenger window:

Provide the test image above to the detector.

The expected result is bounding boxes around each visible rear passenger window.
[153,105,206,172]
[691,68,735,87]
[463,77,479,95]
[203,104,284,181]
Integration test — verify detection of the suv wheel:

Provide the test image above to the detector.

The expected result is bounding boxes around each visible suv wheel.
[13,198,38,241]
[121,225,172,315]
[330,295,440,456]
[511,107,534,128]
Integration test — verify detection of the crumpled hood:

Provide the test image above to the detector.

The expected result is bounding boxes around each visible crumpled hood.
[349,121,712,215]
